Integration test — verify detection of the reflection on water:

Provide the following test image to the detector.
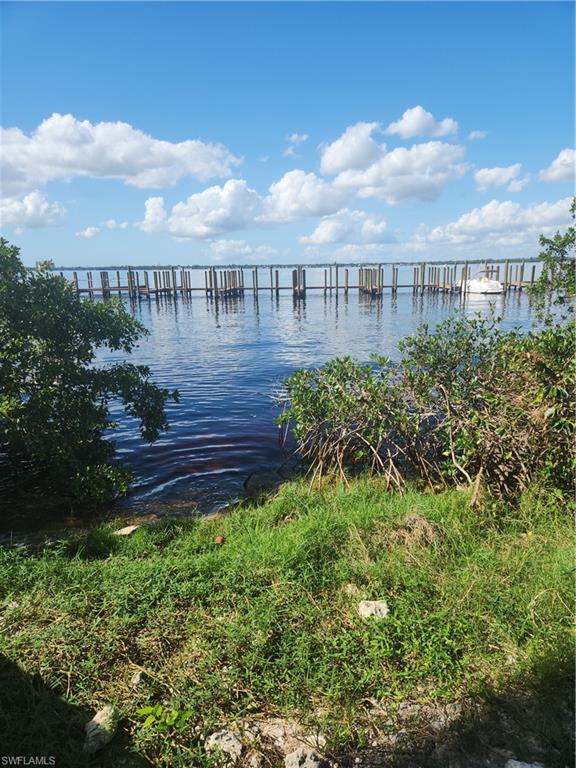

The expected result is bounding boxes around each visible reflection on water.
[96,288,533,515]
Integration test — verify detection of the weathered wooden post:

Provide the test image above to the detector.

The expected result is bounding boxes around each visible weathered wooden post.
[275,269,280,297]
[73,271,79,295]
[335,264,339,295]
[518,262,525,291]
[345,268,349,296]
[292,269,297,296]
[530,264,536,285]
[503,260,510,291]
[144,271,150,296]
[324,269,327,296]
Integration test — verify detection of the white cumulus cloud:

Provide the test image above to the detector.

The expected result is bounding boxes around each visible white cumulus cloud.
[261,170,348,223]
[300,208,393,245]
[385,106,458,139]
[0,190,65,228]
[420,197,572,248]
[138,170,348,239]
[507,176,531,193]
[320,122,382,175]
[76,226,100,239]
[333,141,468,204]
[468,130,488,141]
[1,113,241,197]
[474,163,522,191]
[539,149,575,182]
[139,179,261,238]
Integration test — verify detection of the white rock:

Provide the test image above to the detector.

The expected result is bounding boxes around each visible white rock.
[205,729,243,763]
[84,704,119,753]
[284,747,324,768]
[357,600,389,619]
[130,669,147,688]
[113,525,140,536]
[505,761,545,768]
[259,717,326,753]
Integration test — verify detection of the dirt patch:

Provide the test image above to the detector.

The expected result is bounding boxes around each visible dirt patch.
[386,511,441,548]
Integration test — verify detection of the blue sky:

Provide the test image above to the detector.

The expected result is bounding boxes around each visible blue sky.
[1,1,574,266]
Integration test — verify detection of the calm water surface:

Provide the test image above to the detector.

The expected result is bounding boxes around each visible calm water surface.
[97,286,534,516]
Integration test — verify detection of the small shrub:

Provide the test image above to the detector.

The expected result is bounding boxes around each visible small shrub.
[279,315,575,501]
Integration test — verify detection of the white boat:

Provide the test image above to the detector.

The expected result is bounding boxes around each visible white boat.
[466,269,504,294]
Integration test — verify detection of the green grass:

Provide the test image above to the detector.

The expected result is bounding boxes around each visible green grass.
[0,479,573,767]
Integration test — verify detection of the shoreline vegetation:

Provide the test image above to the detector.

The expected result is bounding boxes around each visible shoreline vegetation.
[0,203,574,766]
[0,480,573,767]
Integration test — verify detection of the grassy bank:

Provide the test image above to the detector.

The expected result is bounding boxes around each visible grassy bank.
[0,480,573,767]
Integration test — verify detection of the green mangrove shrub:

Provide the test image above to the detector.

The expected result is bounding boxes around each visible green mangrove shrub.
[527,196,575,322]
[277,355,409,490]
[0,239,179,504]
[279,314,575,500]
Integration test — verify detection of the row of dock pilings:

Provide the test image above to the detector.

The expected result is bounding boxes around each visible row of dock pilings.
[359,265,399,296]
[67,260,538,299]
